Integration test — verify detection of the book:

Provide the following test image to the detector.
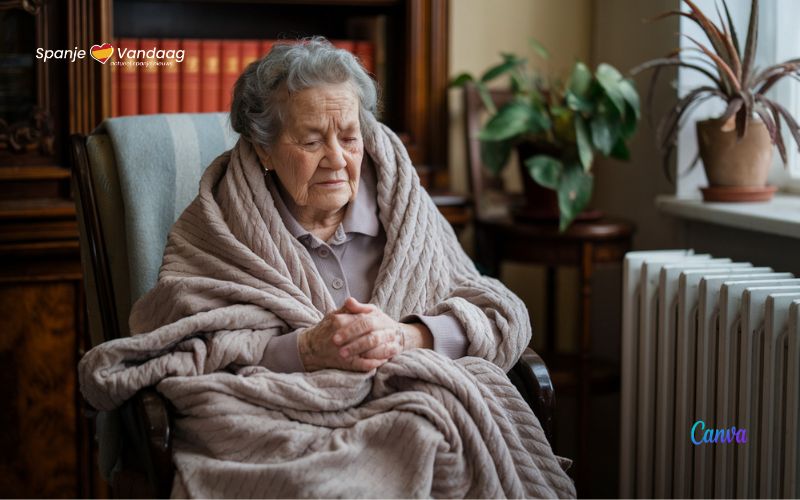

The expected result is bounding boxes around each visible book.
[200,40,221,112]
[118,38,139,116]
[111,36,369,117]
[331,39,355,54]
[138,38,159,114]
[240,40,261,72]
[354,41,374,74]
[160,39,181,113]
[220,40,241,112]
[260,39,275,58]
[180,39,201,113]
[347,16,387,86]
[372,17,387,88]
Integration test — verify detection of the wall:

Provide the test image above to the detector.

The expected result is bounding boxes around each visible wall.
[448,0,591,351]
[449,0,592,195]
[682,222,800,275]
[590,0,681,250]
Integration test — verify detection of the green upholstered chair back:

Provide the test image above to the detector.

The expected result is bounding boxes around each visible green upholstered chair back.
[74,113,238,347]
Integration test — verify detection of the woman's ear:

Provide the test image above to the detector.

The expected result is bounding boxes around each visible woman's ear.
[252,143,271,170]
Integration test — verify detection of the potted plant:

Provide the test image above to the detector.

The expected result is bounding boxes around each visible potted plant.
[451,43,641,230]
[634,0,800,201]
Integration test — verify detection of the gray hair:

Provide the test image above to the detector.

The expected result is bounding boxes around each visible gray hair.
[230,37,379,147]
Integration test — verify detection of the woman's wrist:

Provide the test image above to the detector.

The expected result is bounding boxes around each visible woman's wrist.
[401,322,434,351]
[298,329,321,372]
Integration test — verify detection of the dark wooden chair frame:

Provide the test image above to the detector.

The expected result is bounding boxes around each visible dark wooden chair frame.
[70,132,556,498]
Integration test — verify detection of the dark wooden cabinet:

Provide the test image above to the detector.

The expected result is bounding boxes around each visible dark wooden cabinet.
[1,0,449,496]
[0,260,83,497]
[0,0,101,497]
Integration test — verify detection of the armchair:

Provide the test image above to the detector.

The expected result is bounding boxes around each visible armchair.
[70,112,555,497]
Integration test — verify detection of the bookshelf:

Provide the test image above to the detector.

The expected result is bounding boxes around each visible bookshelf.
[91,0,450,181]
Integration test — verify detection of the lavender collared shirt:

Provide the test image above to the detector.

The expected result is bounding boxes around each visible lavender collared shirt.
[259,156,468,372]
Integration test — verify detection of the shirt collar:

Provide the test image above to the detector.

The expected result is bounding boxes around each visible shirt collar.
[267,155,381,244]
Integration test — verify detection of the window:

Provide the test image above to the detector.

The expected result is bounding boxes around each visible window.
[676,0,800,196]
[766,0,800,191]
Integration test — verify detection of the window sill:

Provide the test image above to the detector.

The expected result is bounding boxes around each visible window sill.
[656,193,800,239]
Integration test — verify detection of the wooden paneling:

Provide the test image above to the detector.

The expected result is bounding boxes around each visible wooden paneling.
[0,280,81,498]
[68,0,113,134]
[0,0,104,495]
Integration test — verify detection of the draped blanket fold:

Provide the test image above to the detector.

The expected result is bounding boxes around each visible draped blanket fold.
[78,117,576,498]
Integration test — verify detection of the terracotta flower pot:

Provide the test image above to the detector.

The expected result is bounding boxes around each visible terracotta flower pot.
[696,117,773,188]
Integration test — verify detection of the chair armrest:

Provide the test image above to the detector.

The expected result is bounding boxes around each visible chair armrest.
[508,347,555,443]
[137,388,172,463]
[119,387,174,497]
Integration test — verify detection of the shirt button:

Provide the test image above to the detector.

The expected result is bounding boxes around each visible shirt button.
[318,247,330,258]
[331,278,344,290]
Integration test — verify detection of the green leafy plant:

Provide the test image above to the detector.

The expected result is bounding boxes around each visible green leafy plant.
[633,0,800,179]
[451,42,640,230]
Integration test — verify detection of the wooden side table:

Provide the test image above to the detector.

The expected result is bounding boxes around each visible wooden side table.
[475,214,634,494]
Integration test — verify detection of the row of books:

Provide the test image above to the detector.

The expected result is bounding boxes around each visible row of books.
[111,38,376,117]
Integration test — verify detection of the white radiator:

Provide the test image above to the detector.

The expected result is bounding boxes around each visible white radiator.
[620,250,800,498]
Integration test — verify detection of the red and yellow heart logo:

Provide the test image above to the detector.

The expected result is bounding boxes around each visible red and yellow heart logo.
[90,43,114,64]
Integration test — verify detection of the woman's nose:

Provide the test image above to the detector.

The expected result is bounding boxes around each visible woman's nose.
[321,140,347,170]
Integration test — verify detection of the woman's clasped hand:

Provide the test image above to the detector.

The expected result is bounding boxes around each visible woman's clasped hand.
[299,297,432,371]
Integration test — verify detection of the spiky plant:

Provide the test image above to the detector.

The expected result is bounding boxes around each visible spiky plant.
[634,0,800,179]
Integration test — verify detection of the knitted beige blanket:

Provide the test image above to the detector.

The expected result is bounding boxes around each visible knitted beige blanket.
[79,117,576,498]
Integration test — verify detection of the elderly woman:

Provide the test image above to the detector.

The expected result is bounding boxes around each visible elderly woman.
[79,38,575,499]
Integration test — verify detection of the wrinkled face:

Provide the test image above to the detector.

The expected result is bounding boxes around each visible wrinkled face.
[257,83,364,215]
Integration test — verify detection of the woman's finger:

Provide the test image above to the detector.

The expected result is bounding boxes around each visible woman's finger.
[341,297,375,314]
[332,313,380,345]
[361,338,402,360]
[339,328,397,357]
[327,312,360,332]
